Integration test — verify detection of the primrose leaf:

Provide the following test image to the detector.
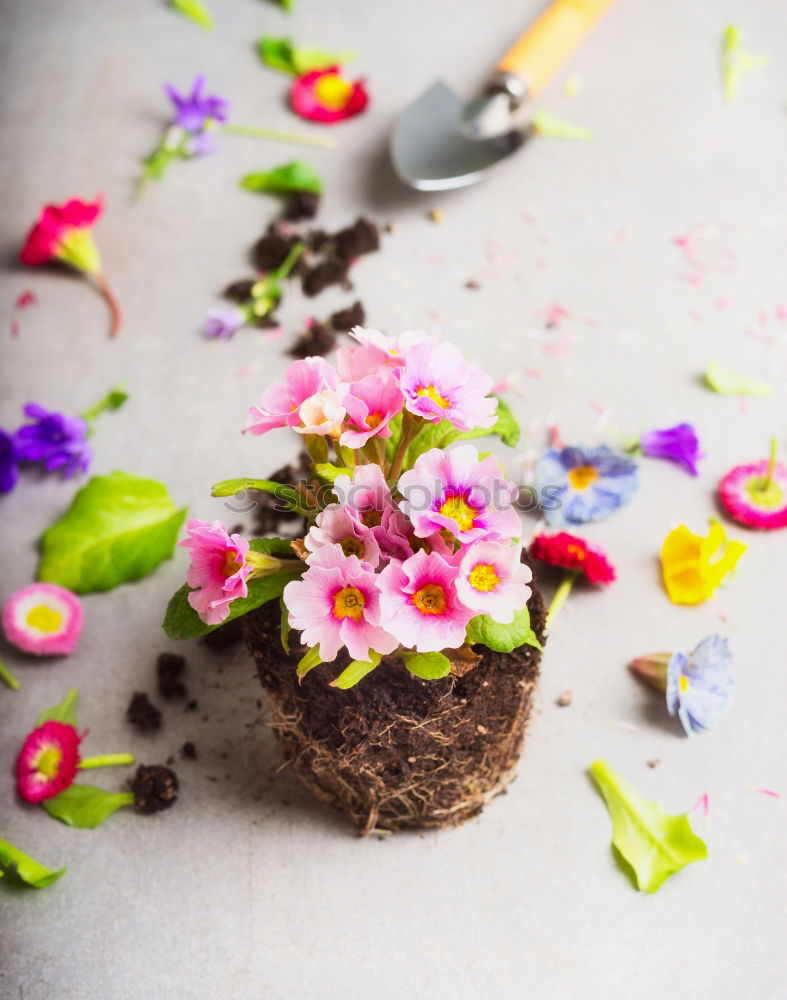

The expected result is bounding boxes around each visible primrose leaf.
[241,161,323,196]
[211,478,306,515]
[297,644,323,678]
[405,397,520,466]
[37,472,186,594]
[279,598,291,654]
[401,651,451,680]
[705,360,774,397]
[532,109,594,140]
[465,607,541,653]
[0,837,66,888]
[43,785,134,829]
[589,759,708,893]
[314,463,353,483]
[163,538,300,640]
[36,689,79,728]
[331,651,381,689]
[170,0,214,30]
[258,34,352,74]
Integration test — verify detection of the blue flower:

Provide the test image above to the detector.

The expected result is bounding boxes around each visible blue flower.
[0,427,20,493]
[536,445,639,525]
[640,423,702,476]
[666,634,734,735]
[14,404,91,479]
[165,76,229,134]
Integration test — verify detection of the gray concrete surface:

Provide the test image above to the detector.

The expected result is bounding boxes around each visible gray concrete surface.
[1,1,786,997]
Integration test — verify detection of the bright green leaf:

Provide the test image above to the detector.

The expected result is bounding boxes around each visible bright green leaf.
[37,473,186,594]
[487,397,520,447]
[0,837,66,888]
[297,644,323,678]
[401,651,451,680]
[43,785,134,829]
[36,689,79,728]
[170,0,214,29]
[465,607,541,653]
[258,36,296,72]
[163,538,300,640]
[314,463,353,483]
[258,34,353,75]
[211,478,305,514]
[280,598,291,654]
[331,651,381,689]
[405,397,521,468]
[705,360,774,397]
[241,161,323,196]
[533,109,594,140]
[589,759,708,893]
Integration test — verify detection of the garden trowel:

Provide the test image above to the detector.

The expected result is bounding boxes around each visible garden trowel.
[390,0,617,190]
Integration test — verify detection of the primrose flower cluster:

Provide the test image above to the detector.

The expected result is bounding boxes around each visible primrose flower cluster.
[175,329,535,676]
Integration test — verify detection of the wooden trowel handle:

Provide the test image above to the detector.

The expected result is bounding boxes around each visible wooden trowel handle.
[497,0,617,98]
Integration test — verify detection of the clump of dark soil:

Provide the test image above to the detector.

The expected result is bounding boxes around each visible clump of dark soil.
[288,301,366,359]
[200,617,246,651]
[250,452,312,538]
[130,765,179,814]
[126,692,162,732]
[157,653,187,700]
[246,562,546,834]
[283,191,320,221]
[181,741,198,760]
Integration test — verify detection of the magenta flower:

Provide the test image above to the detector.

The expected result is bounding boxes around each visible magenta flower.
[640,423,703,476]
[304,504,381,566]
[719,453,787,530]
[2,583,84,656]
[283,544,397,663]
[340,374,404,448]
[398,445,521,543]
[16,721,81,804]
[246,357,338,435]
[378,550,473,652]
[399,337,497,430]
[179,519,252,625]
[456,541,533,624]
[14,404,91,478]
[165,76,229,133]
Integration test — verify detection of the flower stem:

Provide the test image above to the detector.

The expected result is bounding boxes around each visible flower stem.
[388,413,417,482]
[96,273,122,337]
[220,124,338,149]
[274,242,305,280]
[546,571,578,631]
[0,658,21,691]
[78,753,136,769]
[764,437,778,490]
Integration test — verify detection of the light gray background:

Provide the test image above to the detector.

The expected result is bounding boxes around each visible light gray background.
[1,1,786,998]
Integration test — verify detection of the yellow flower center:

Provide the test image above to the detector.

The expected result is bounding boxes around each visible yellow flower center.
[565,543,586,561]
[332,586,366,620]
[223,551,243,577]
[412,584,447,615]
[366,412,384,429]
[415,384,450,409]
[439,493,477,532]
[314,74,353,110]
[26,605,63,633]
[745,475,784,509]
[468,563,500,592]
[339,537,364,558]
[678,675,690,693]
[567,465,598,490]
[36,746,63,778]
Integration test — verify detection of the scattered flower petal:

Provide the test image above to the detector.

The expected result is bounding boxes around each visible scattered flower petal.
[290,65,368,124]
[639,423,703,476]
[536,444,638,525]
[16,721,81,803]
[705,359,774,397]
[719,446,787,530]
[530,531,616,583]
[2,583,84,656]
[661,521,746,604]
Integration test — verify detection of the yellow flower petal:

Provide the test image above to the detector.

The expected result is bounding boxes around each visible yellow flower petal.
[661,522,746,605]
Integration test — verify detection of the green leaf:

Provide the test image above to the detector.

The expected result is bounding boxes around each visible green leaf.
[241,161,323,196]
[211,478,305,514]
[258,35,352,75]
[533,109,594,140]
[0,837,66,888]
[589,759,708,893]
[487,397,520,447]
[280,598,291,654]
[37,472,186,594]
[705,360,774,397]
[36,689,79,728]
[297,644,323,678]
[170,0,214,29]
[258,36,296,73]
[314,463,353,483]
[404,398,521,468]
[43,785,134,829]
[163,538,300,640]
[465,607,542,653]
[80,384,129,425]
[401,651,451,680]
[331,651,381,689]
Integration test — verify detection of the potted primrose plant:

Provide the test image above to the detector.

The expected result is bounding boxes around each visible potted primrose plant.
[164,329,545,833]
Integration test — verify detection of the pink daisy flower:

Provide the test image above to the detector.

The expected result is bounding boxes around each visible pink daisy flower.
[2,583,84,656]
[16,720,81,803]
[719,452,787,530]
[246,357,338,435]
[340,374,404,448]
[179,519,252,625]
[378,549,473,652]
[283,545,397,663]
[399,337,497,430]
[398,445,521,543]
[456,541,533,624]
[290,66,368,125]
[304,504,381,567]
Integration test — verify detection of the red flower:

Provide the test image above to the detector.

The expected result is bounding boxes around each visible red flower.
[19,196,121,336]
[16,721,81,804]
[290,66,368,124]
[530,531,616,584]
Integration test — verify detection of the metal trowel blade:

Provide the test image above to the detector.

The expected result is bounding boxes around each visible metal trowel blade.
[390,80,527,191]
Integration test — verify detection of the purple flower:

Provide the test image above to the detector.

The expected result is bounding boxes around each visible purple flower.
[14,404,91,479]
[640,423,702,476]
[165,76,229,134]
[204,306,247,340]
[0,428,20,493]
[666,634,733,735]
